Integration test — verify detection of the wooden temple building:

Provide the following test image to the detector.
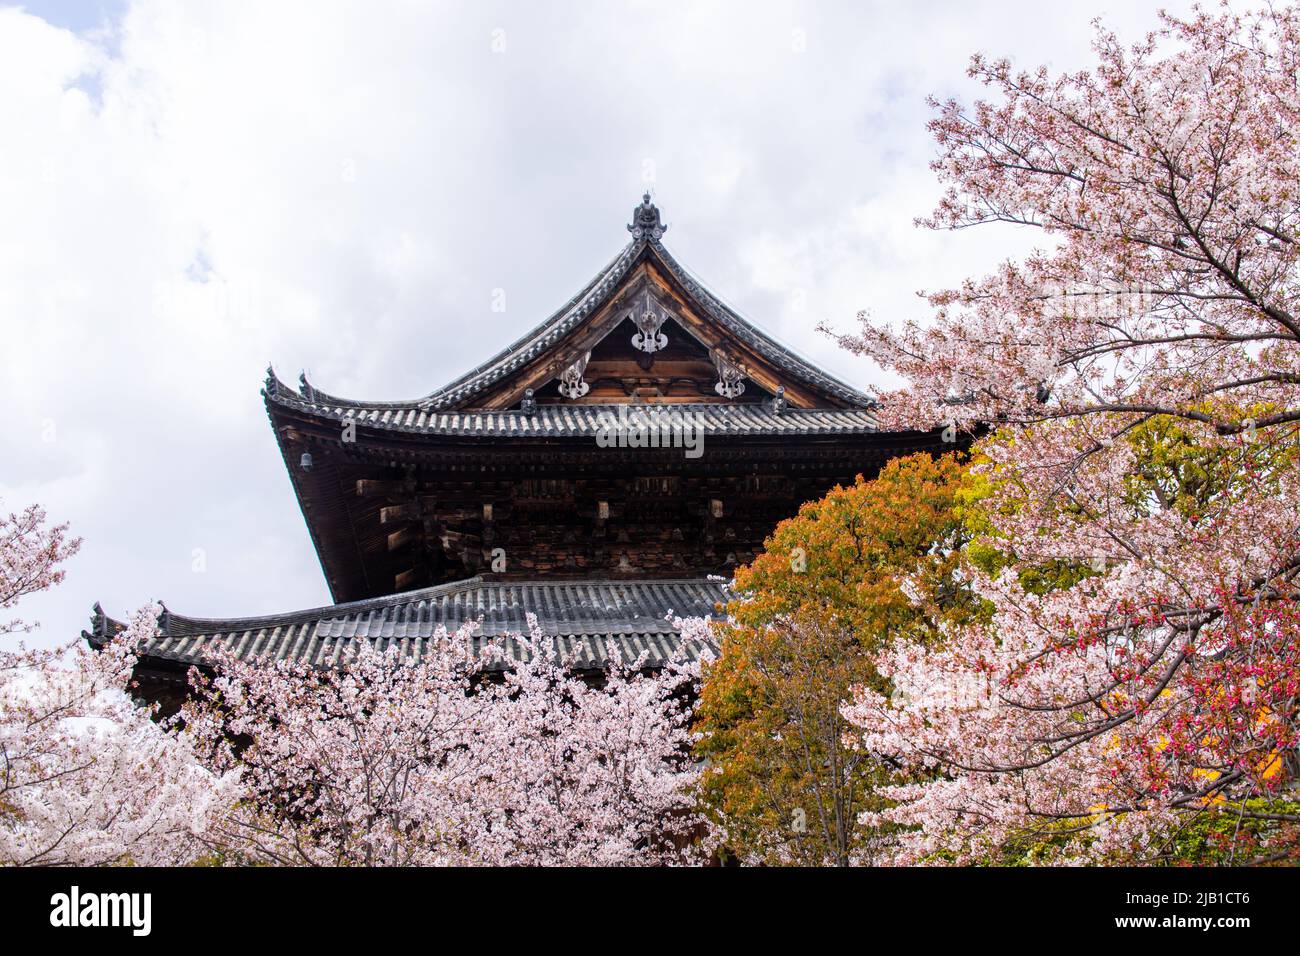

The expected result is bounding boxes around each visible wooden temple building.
[88,195,947,706]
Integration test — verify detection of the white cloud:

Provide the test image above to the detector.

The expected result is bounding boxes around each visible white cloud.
[0,0,1198,646]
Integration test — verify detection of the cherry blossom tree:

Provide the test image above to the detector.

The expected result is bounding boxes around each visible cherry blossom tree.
[182,617,705,866]
[1,501,711,869]
[3,500,706,866]
[0,503,78,641]
[833,4,1300,864]
[1,503,236,866]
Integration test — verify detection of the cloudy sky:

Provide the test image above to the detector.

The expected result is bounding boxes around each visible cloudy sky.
[3,0,1198,648]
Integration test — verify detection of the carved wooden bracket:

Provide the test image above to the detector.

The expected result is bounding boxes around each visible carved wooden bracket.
[630,290,669,354]
[557,351,592,399]
[712,351,746,399]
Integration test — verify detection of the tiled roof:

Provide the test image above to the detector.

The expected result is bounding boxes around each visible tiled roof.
[263,389,880,437]
[277,237,874,414]
[87,577,729,674]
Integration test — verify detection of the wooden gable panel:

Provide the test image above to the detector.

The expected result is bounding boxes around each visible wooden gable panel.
[529,315,768,404]
[466,258,837,411]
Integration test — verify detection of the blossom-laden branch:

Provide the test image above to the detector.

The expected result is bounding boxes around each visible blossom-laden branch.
[829,5,1300,438]
[1,498,707,866]
[0,503,79,639]
[1,606,240,866]
[837,5,1300,865]
[181,616,708,866]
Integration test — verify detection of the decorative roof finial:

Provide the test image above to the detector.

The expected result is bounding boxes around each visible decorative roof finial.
[770,385,788,414]
[627,192,667,242]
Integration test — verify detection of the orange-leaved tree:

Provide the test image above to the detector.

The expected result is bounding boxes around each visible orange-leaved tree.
[693,452,983,865]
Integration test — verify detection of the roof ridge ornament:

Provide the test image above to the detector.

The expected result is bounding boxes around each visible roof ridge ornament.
[627,192,667,242]
[770,385,787,414]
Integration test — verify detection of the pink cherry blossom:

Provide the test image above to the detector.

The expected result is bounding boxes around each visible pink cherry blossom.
[181,615,707,866]
[1,500,236,865]
[836,5,1300,864]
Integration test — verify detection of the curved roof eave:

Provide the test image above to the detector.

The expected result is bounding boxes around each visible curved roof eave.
[85,577,732,674]
[263,384,882,437]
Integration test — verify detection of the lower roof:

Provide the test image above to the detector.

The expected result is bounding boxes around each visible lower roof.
[86,577,728,675]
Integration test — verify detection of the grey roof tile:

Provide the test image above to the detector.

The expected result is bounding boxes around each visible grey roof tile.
[264,394,880,438]
[88,577,728,674]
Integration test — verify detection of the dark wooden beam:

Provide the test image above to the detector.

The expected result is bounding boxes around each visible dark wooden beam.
[386,526,418,551]
[379,503,421,524]
[357,478,408,497]
[394,567,424,591]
